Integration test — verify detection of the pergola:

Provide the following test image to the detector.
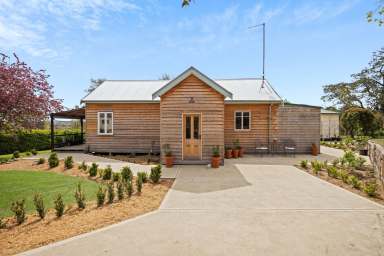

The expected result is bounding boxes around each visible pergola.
[50,108,85,150]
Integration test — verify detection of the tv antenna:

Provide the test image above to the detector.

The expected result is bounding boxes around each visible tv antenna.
[248,22,266,88]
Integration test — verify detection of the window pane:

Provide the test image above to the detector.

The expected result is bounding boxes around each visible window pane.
[99,113,105,133]
[186,116,191,139]
[106,113,112,133]
[243,112,250,117]
[235,112,242,118]
[235,116,242,129]
[243,116,250,129]
[193,116,199,139]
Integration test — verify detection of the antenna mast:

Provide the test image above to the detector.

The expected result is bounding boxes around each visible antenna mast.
[248,22,266,86]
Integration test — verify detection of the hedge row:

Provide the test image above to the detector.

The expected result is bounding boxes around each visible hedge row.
[0,130,81,154]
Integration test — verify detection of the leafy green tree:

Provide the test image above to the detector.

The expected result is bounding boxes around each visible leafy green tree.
[322,48,384,113]
[341,107,381,137]
[367,0,384,26]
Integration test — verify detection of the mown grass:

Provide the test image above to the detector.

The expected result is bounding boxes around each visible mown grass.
[0,171,100,217]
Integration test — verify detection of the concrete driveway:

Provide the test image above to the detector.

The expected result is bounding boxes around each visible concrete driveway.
[22,162,384,256]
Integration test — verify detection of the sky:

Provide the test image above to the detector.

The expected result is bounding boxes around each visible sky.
[0,0,383,109]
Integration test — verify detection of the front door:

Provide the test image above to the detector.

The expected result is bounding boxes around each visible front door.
[183,114,201,160]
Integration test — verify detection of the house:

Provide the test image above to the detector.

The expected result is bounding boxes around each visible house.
[81,67,320,164]
[320,109,340,140]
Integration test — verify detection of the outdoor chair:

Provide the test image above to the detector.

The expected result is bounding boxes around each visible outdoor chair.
[255,141,269,156]
[282,139,296,156]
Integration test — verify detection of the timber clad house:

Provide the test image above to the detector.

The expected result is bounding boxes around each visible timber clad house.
[81,67,320,165]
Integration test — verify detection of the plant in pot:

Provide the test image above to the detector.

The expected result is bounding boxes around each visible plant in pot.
[232,140,240,158]
[225,146,232,159]
[162,144,173,168]
[234,139,243,157]
[211,145,221,168]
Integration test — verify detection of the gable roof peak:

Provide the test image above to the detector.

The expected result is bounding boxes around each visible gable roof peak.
[152,66,233,99]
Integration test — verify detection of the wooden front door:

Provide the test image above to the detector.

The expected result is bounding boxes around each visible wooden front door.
[183,114,201,160]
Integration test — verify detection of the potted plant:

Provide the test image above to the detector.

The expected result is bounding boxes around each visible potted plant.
[225,146,233,159]
[232,140,240,158]
[235,139,244,157]
[162,144,173,168]
[211,145,221,168]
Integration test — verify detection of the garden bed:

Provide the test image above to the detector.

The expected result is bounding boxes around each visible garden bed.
[0,158,172,256]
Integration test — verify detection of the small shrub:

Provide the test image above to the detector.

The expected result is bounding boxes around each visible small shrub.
[31,148,37,155]
[107,183,115,204]
[33,193,46,219]
[363,182,378,197]
[150,164,162,183]
[121,166,133,182]
[37,158,45,165]
[125,180,133,197]
[113,172,120,182]
[79,161,87,171]
[48,152,59,168]
[342,151,357,167]
[332,159,339,167]
[25,151,31,156]
[349,175,361,189]
[103,165,112,180]
[11,199,26,224]
[339,170,349,184]
[96,186,106,207]
[74,183,86,209]
[64,156,74,169]
[117,181,124,200]
[137,171,148,183]
[13,151,20,159]
[311,161,321,175]
[0,217,6,229]
[300,160,308,169]
[355,157,366,169]
[54,194,65,217]
[136,175,143,194]
[89,163,98,177]
[326,166,339,179]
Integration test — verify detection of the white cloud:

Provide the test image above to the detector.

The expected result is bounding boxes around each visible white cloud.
[0,0,139,58]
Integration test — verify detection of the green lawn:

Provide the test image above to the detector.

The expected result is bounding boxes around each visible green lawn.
[0,170,100,217]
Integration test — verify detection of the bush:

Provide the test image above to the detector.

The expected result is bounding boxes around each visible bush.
[113,172,120,182]
[13,151,20,159]
[349,175,361,189]
[332,159,339,167]
[33,193,46,219]
[54,194,65,217]
[300,160,308,169]
[96,186,106,207]
[311,161,321,175]
[121,166,133,182]
[89,163,98,177]
[342,151,357,167]
[79,161,87,171]
[327,166,339,179]
[48,152,59,168]
[363,182,378,197]
[64,156,74,169]
[136,175,143,194]
[25,151,31,156]
[339,170,349,184]
[37,158,45,165]
[150,164,162,183]
[117,181,124,200]
[103,165,112,180]
[125,180,133,198]
[74,183,86,209]
[137,171,148,183]
[355,157,366,169]
[11,199,26,224]
[107,183,115,204]
[31,148,37,155]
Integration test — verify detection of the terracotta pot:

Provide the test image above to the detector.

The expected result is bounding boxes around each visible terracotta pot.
[238,147,244,157]
[311,143,318,156]
[211,156,221,168]
[225,149,232,159]
[165,155,173,168]
[232,149,239,158]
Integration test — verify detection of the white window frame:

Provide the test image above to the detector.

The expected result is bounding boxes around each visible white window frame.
[97,112,113,135]
[234,111,251,131]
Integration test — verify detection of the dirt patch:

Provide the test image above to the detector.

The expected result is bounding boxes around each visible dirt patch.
[97,153,160,165]
[0,159,173,256]
[296,166,384,206]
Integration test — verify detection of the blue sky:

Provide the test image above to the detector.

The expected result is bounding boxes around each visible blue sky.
[1,0,383,108]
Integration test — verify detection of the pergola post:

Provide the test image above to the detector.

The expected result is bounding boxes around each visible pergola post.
[50,113,55,151]
[80,118,84,143]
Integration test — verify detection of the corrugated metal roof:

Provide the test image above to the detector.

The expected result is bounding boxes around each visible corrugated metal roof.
[81,78,282,103]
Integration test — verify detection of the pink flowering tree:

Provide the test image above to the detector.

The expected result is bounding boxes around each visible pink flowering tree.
[0,53,63,132]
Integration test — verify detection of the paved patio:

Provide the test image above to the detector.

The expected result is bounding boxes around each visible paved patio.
[21,157,384,256]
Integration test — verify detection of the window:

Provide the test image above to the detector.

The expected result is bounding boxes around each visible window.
[98,112,113,135]
[235,111,250,130]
